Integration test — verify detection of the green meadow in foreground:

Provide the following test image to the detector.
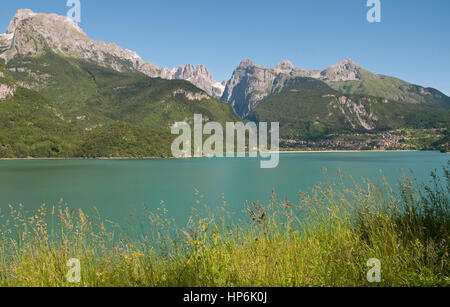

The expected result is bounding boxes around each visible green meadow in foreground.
[0,166,448,287]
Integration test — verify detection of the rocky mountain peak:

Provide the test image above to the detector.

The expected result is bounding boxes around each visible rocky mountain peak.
[6,9,83,36]
[0,9,225,98]
[274,60,294,73]
[320,58,366,82]
[339,58,356,65]
[238,59,255,68]
[222,58,375,117]
[1,9,142,71]
[334,58,362,71]
[6,9,36,34]
[171,64,225,97]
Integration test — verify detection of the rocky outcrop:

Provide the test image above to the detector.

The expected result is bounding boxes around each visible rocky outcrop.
[320,58,370,82]
[172,89,210,101]
[1,9,143,71]
[222,58,371,117]
[334,95,378,130]
[273,60,295,74]
[139,63,224,98]
[0,9,224,98]
[0,83,16,100]
[172,64,225,98]
[221,59,279,117]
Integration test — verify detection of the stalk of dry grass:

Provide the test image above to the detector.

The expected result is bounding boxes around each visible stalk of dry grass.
[0,165,448,287]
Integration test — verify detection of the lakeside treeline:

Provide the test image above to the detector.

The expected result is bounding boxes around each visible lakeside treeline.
[0,166,448,287]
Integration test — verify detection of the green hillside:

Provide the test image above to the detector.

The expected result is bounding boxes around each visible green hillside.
[1,51,448,155]
[6,52,239,129]
[0,86,80,157]
[250,78,450,142]
[0,54,239,158]
[0,83,173,158]
[328,75,450,109]
[274,76,337,94]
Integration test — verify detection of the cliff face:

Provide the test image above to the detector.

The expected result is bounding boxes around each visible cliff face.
[2,9,448,116]
[139,63,225,98]
[221,57,450,117]
[222,58,373,118]
[221,60,278,117]
[221,58,370,117]
[0,9,224,98]
[0,83,16,100]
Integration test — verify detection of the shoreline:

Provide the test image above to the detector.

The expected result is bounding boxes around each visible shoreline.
[278,149,422,154]
[0,150,445,161]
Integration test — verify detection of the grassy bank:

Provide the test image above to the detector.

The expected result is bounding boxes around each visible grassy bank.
[0,166,448,287]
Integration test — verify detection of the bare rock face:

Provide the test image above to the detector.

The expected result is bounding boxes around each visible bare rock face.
[0,9,224,98]
[172,89,210,101]
[173,64,225,98]
[222,58,371,117]
[139,63,224,98]
[335,95,378,130]
[1,9,143,71]
[0,83,16,100]
[320,58,369,82]
[274,60,294,74]
[222,59,279,117]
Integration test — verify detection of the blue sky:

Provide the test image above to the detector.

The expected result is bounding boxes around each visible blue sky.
[1,0,449,95]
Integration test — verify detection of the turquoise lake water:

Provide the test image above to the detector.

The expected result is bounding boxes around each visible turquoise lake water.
[0,152,448,226]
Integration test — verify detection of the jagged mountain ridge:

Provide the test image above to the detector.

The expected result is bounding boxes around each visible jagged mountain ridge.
[0,9,240,158]
[0,9,224,98]
[2,9,448,117]
[222,59,450,118]
[221,58,375,118]
[0,8,448,154]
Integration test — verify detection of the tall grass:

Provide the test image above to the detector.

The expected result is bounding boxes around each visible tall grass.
[0,166,448,287]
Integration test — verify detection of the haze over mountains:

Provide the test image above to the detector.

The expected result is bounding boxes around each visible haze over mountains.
[0,9,449,156]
